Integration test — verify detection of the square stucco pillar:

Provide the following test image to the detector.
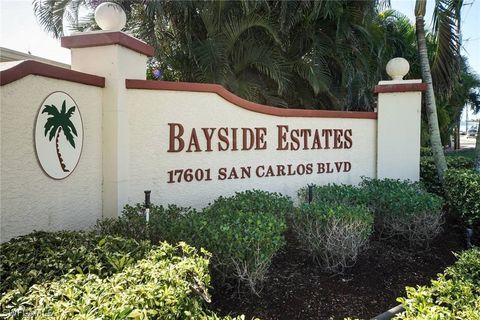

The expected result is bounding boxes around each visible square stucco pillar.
[62,31,154,218]
[375,80,426,181]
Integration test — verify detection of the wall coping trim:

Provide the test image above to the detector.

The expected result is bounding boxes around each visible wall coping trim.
[374,83,427,93]
[61,31,155,57]
[126,79,378,119]
[0,60,105,87]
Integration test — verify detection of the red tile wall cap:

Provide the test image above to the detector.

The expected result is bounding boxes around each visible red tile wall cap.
[125,79,377,119]
[61,31,154,57]
[0,60,105,87]
[374,83,427,93]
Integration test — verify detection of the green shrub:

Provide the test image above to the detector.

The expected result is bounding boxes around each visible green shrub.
[300,180,444,247]
[420,156,473,195]
[208,189,294,217]
[395,248,480,319]
[1,242,241,320]
[297,184,367,206]
[360,178,444,247]
[195,206,287,294]
[97,190,291,294]
[444,169,480,225]
[96,204,196,245]
[0,231,151,295]
[195,190,291,293]
[420,147,433,157]
[293,203,373,273]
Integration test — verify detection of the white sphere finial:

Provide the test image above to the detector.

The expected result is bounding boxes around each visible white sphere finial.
[386,57,410,80]
[94,2,126,31]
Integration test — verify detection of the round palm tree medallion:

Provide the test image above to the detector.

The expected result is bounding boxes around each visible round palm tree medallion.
[34,92,83,179]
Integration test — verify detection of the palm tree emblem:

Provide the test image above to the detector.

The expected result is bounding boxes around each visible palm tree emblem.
[42,100,78,172]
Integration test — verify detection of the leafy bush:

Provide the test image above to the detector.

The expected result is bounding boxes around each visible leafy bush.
[196,206,287,294]
[0,231,151,295]
[444,169,480,225]
[396,248,480,319]
[96,204,196,245]
[297,184,367,206]
[360,178,444,247]
[420,156,473,195]
[97,190,291,294]
[208,189,294,217]
[191,190,291,293]
[1,242,241,320]
[293,203,373,273]
[300,180,444,247]
[420,147,432,157]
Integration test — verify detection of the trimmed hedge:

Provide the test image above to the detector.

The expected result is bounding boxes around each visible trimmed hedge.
[97,190,291,294]
[293,203,373,273]
[0,241,241,320]
[300,180,444,247]
[96,204,196,245]
[396,248,480,319]
[360,178,444,246]
[444,169,480,225]
[196,206,286,294]
[297,183,367,206]
[207,189,293,218]
[0,231,151,295]
[420,156,473,195]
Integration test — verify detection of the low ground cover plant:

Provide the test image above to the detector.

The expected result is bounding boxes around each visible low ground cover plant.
[1,241,240,320]
[293,203,373,273]
[444,169,480,226]
[0,230,151,295]
[96,190,291,294]
[395,247,480,319]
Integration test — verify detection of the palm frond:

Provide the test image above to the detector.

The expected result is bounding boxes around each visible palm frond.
[45,118,59,141]
[33,0,86,38]
[62,122,76,148]
[295,55,331,93]
[431,0,462,96]
[42,104,60,116]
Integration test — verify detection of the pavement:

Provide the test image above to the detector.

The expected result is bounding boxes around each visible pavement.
[460,135,477,149]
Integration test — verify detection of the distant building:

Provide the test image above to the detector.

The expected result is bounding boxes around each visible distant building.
[0,47,70,69]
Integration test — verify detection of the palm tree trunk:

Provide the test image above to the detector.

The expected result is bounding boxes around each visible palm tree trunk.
[475,130,480,172]
[56,127,69,172]
[455,116,460,149]
[416,14,448,182]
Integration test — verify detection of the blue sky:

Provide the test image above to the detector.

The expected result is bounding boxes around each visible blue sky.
[0,0,478,120]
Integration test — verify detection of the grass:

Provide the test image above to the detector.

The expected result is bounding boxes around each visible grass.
[445,148,476,160]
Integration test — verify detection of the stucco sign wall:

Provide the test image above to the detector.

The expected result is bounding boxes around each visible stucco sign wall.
[0,30,424,242]
[62,30,422,219]
[0,61,105,242]
[125,82,378,207]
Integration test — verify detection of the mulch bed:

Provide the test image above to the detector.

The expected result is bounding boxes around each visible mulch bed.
[210,221,468,320]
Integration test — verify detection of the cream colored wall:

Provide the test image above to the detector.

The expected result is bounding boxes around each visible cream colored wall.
[376,81,422,181]
[0,75,103,242]
[71,45,148,218]
[126,89,377,208]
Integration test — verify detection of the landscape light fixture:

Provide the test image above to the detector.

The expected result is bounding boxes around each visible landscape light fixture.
[144,190,151,223]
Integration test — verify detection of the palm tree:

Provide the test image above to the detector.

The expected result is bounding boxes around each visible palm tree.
[414,0,462,182]
[42,100,78,172]
[32,0,386,111]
